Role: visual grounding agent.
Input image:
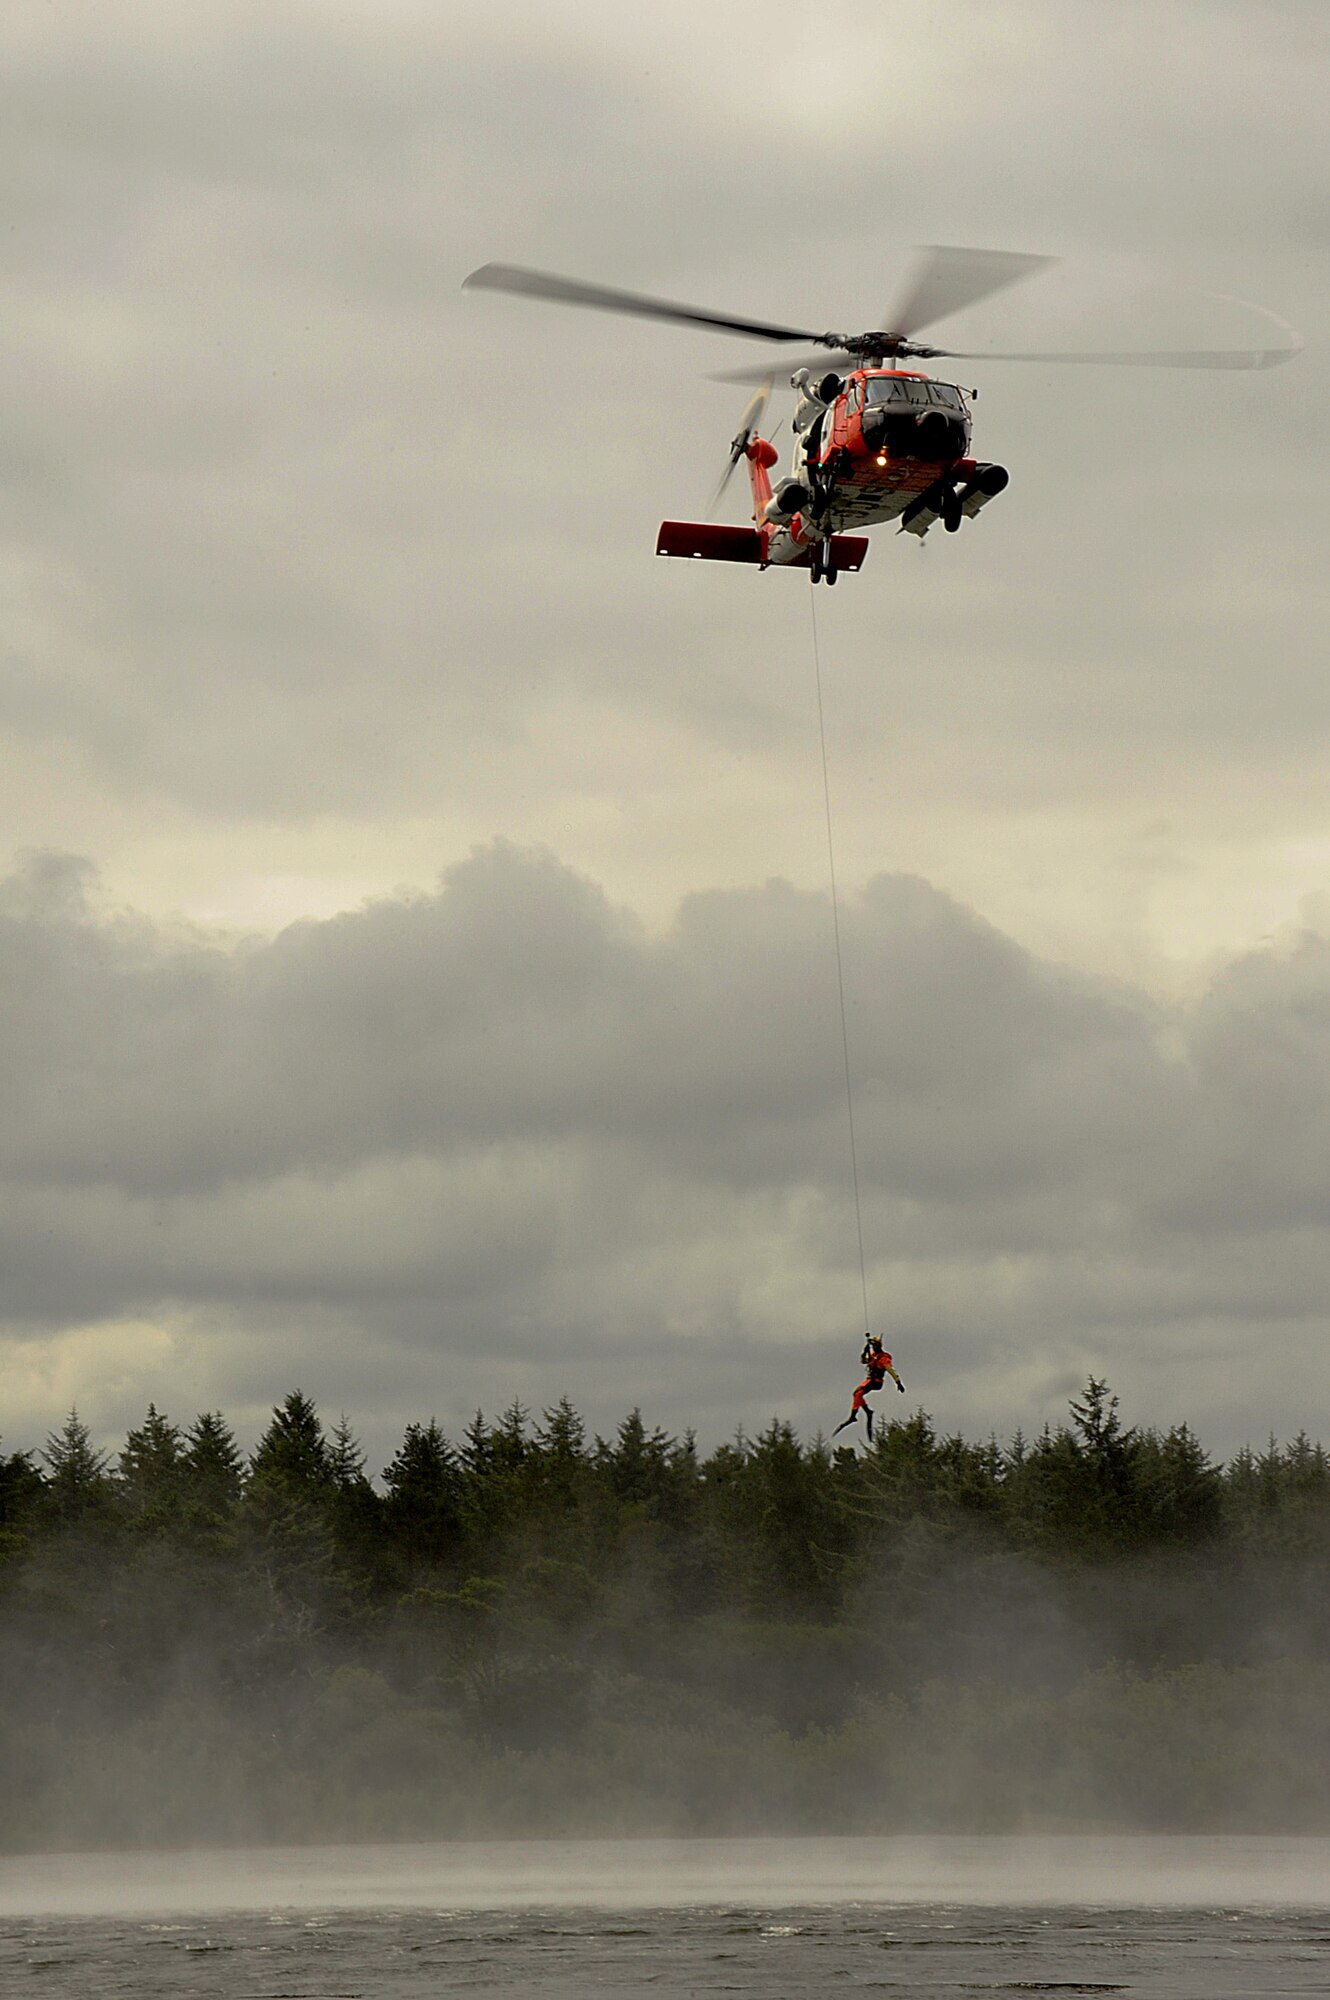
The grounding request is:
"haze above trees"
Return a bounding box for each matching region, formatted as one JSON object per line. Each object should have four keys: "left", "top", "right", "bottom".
{"left": 3, "top": 1381, "right": 1329, "bottom": 1850}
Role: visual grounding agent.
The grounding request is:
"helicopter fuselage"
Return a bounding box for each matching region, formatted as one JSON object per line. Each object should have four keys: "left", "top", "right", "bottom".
{"left": 800, "top": 368, "right": 971, "bottom": 528}
{"left": 747, "top": 367, "right": 1008, "bottom": 575}
{"left": 656, "top": 365, "right": 1009, "bottom": 578}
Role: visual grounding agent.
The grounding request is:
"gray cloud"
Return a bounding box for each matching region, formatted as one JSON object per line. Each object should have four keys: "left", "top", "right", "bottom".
{"left": 0, "top": 844, "right": 1162, "bottom": 1199}
{"left": 1, "top": 843, "right": 1328, "bottom": 1467}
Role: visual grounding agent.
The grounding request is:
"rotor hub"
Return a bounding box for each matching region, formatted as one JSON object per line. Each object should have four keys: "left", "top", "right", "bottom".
{"left": 823, "top": 331, "right": 943, "bottom": 364}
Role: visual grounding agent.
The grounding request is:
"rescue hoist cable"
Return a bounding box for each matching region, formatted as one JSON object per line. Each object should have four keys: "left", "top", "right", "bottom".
{"left": 808, "top": 583, "right": 871, "bottom": 1334}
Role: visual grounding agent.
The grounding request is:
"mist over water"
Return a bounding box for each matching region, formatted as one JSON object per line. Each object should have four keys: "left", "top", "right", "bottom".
{"left": 4, "top": 1834, "right": 1330, "bottom": 1920}
{"left": 6, "top": 1389, "right": 1330, "bottom": 1853}
{"left": 8, "top": 1553, "right": 1330, "bottom": 1850}
{"left": 4, "top": 1839, "right": 1330, "bottom": 1999}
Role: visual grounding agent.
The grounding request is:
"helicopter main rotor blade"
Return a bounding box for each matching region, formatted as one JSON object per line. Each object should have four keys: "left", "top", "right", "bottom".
{"left": 712, "top": 335, "right": 1303, "bottom": 380}
{"left": 932, "top": 344, "right": 1300, "bottom": 369}
{"left": 710, "top": 354, "right": 858, "bottom": 385}
{"left": 887, "top": 246, "right": 1057, "bottom": 339}
{"left": 463, "top": 263, "right": 823, "bottom": 344}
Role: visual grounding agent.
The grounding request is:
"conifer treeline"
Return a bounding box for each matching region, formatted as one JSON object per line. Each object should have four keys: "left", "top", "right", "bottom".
{"left": 7, "top": 1377, "right": 1329, "bottom": 1571}
{"left": 3, "top": 1380, "right": 1330, "bottom": 1847}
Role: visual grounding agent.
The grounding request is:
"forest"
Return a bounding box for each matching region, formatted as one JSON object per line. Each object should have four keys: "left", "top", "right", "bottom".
{"left": 3, "top": 1379, "right": 1330, "bottom": 1850}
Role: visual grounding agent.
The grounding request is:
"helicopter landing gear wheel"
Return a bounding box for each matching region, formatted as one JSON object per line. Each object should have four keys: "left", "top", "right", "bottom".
{"left": 825, "top": 555, "right": 838, "bottom": 585}
{"left": 942, "top": 490, "right": 963, "bottom": 533}
{"left": 810, "top": 543, "right": 824, "bottom": 584}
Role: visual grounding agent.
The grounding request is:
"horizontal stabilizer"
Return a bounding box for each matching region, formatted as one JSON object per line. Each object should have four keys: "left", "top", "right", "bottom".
{"left": 657, "top": 522, "right": 765, "bottom": 563}
{"left": 657, "top": 524, "right": 870, "bottom": 571}
{"left": 789, "top": 535, "right": 869, "bottom": 572}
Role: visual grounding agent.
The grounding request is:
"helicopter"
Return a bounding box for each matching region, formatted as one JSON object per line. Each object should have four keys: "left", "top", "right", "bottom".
{"left": 463, "top": 247, "right": 1298, "bottom": 584}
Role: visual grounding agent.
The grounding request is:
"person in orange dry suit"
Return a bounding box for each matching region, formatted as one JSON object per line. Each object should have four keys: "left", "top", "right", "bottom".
{"left": 832, "top": 1335, "right": 905, "bottom": 1442}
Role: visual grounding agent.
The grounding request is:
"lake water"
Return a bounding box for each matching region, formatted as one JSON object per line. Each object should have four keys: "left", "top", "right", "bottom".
{"left": 2, "top": 1836, "right": 1327, "bottom": 1996}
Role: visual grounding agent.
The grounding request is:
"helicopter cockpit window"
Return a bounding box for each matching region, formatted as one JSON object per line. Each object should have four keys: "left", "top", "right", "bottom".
{"left": 865, "top": 376, "right": 932, "bottom": 405}
{"left": 927, "top": 382, "right": 964, "bottom": 410}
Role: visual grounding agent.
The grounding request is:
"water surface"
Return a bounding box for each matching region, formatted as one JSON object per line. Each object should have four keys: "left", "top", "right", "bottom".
{"left": 2, "top": 1837, "right": 1327, "bottom": 1997}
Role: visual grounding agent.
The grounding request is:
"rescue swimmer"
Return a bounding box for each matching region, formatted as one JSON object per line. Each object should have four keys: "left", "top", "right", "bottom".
{"left": 832, "top": 1335, "right": 905, "bottom": 1443}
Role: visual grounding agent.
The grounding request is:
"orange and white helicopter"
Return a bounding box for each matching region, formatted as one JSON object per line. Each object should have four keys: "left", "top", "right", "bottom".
{"left": 464, "top": 247, "right": 1297, "bottom": 584}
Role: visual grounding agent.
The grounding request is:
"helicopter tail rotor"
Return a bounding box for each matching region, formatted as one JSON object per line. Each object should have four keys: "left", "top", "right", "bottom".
{"left": 712, "top": 375, "right": 774, "bottom": 513}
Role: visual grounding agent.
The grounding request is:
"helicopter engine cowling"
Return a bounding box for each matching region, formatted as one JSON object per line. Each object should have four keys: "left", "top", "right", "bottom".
{"left": 792, "top": 366, "right": 840, "bottom": 436}
{"left": 763, "top": 477, "right": 810, "bottom": 522}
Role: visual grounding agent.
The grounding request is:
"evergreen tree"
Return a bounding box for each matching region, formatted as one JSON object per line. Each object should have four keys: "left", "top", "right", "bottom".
{"left": 328, "top": 1415, "right": 369, "bottom": 1491}
{"left": 1069, "top": 1376, "right": 1133, "bottom": 1459}
{"left": 933, "top": 1430, "right": 1005, "bottom": 1516}
{"left": 235, "top": 1476, "right": 344, "bottom": 1647}
{"left": 861, "top": 1410, "right": 949, "bottom": 1521}
{"left": 534, "top": 1396, "right": 586, "bottom": 1469}
{"left": 458, "top": 1404, "right": 531, "bottom": 1552}
{"left": 460, "top": 1410, "right": 495, "bottom": 1480}
{"left": 240, "top": 1394, "right": 356, "bottom": 1637}
{"left": 491, "top": 1401, "right": 529, "bottom": 1472}
{"left": 1137, "top": 1422, "right": 1223, "bottom": 1545}
{"left": 0, "top": 1438, "right": 42, "bottom": 1545}
{"left": 744, "top": 1417, "right": 847, "bottom": 1615}
{"left": 41, "top": 1409, "right": 111, "bottom": 1522}
{"left": 325, "top": 1414, "right": 383, "bottom": 1578}
{"left": 181, "top": 1411, "right": 244, "bottom": 1514}
{"left": 529, "top": 1398, "right": 597, "bottom": 1517}
{"left": 1252, "top": 1433, "right": 1330, "bottom": 1553}
{"left": 1254, "top": 1434, "right": 1287, "bottom": 1512}
{"left": 1064, "top": 1376, "right": 1144, "bottom": 1552}
{"left": 250, "top": 1390, "right": 333, "bottom": 1494}
{"left": 1224, "top": 1442, "right": 1259, "bottom": 1525}
{"left": 118, "top": 1404, "right": 184, "bottom": 1520}
{"left": 602, "top": 1408, "right": 676, "bottom": 1514}
{"left": 383, "top": 1419, "right": 462, "bottom": 1571}
{"left": 1282, "top": 1431, "right": 1330, "bottom": 1506}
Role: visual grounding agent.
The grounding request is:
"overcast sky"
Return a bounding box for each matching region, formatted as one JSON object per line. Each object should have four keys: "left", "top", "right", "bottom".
{"left": 3, "top": 1, "right": 1328, "bottom": 1470}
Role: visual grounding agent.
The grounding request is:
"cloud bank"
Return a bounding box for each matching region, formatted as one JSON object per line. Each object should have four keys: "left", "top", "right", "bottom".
{"left": 3, "top": 842, "right": 1328, "bottom": 1466}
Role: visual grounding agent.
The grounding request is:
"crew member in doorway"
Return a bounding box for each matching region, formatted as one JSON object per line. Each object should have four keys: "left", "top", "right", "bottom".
{"left": 832, "top": 1335, "right": 905, "bottom": 1442}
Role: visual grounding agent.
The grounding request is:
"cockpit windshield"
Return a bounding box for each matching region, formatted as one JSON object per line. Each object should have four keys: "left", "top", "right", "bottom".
{"left": 864, "top": 376, "right": 964, "bottom": 410}
{"left": 865, "top": 376, "right": 922, "bottom": 405}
